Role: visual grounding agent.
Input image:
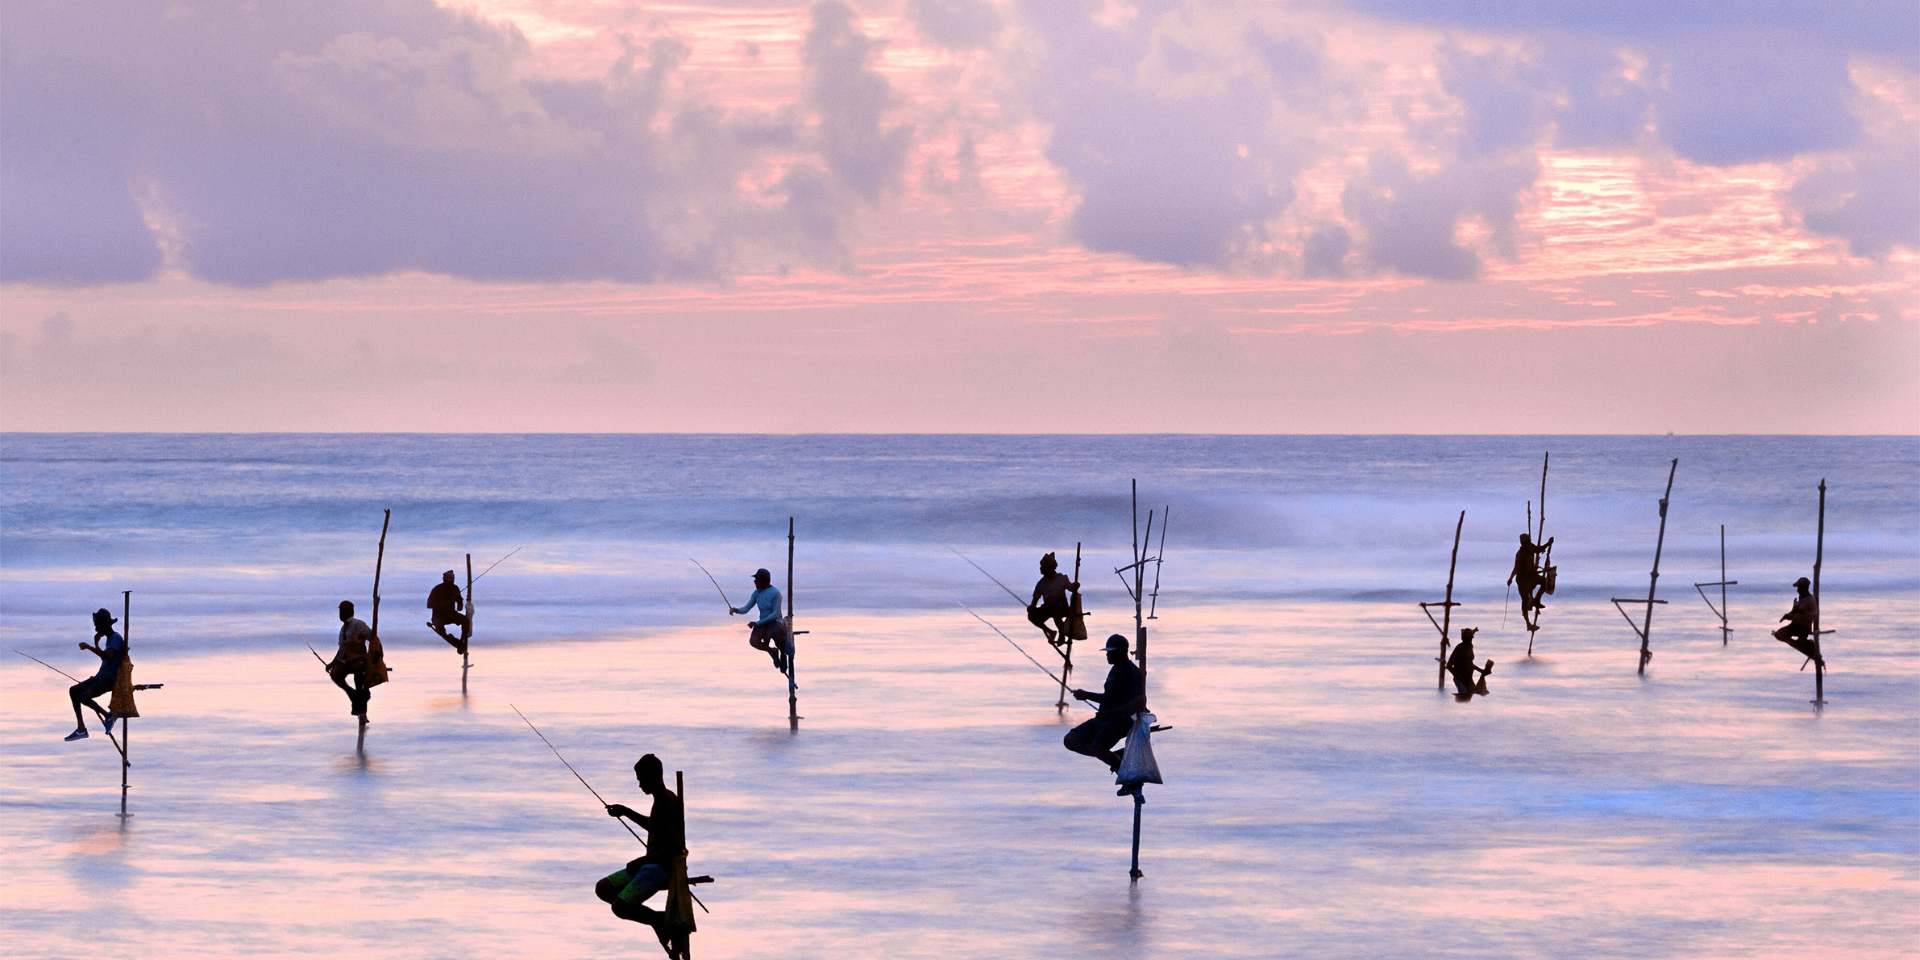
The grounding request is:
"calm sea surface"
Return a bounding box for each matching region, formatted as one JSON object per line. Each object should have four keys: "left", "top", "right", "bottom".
{"left": 1, "top": 434, "right": 1916, "bottom": 958}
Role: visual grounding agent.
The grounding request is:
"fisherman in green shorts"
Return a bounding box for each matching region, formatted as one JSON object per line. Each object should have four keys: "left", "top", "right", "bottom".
{"left": 598, "top": 753, "right": 687, "bottom": 954}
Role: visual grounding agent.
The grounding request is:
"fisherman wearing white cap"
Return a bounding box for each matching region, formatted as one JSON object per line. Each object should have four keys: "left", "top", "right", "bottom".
{"left": 730, "top": 568, "right": 788, "bottom": 674}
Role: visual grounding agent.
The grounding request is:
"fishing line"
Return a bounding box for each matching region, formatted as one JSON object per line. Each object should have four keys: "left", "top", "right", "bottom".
{"left": 946, "top": 546, "right": 1029, "bottom": 609}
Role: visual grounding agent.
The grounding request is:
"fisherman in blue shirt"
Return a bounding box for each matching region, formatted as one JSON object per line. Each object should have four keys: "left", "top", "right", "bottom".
{"left": 65, "top": 607, "right": 126, "bottom": 742}
{"left": 729, "top": 568, "right": 788, "bottom": 674}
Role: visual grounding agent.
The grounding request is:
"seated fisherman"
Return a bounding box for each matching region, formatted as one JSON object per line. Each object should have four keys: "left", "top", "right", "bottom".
{"left": 730, "top": 568, "right": 788, "bottom": 674}
{"left": 599, "top": 753, "right": 691, "bottom": 958}
{"left": 64, "top": 607, "right": 126, "bottom": 742}
{"left": 426, "top": 570, "right": 469, "bottom": 654}
{"left": 329, "top": 600, "right": 374, "bottom": 717}
{"left": 1066, "top": 634, "right": 1148, "bottom": 796}
{"left": 1772, "top": 576, "right": 1823, "bottom": 666}
{"left": 1027, "top": 552, "right": 1080, "bottom": 648}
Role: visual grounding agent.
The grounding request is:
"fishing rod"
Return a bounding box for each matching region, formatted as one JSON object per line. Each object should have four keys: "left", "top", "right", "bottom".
{"left": 469, "top": 546, "right": 524, "bottom": 587}
{"left": 306, "top": 642, "right": 332, "bottom": 669}
{"left": 14, "top": 649, "right": 82, "bottom": 683}
{"left": 947, "top": 546, "right": 1030, "bottom": 609}
{"left": 689, "top": 558, "right": 736, "bottom": 611}
{"left": 960, "top": 604, "right": 1087, "bottom": 709}
{"left": 510, "top": 704, "right": 645, "bottom": 846}
{"left": 510, "top": 705, "right": 711, "bottom": 913}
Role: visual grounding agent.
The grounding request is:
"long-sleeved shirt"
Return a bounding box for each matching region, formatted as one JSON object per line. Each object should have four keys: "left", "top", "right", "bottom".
{"left": 734, "top": 586, "right": 782, "bottom": 625}
{"left": 427, "top": 582, "right": 464, "bottom": 617}
{"left": 1087, "top": 658, "right": 1146, "bottom": 722}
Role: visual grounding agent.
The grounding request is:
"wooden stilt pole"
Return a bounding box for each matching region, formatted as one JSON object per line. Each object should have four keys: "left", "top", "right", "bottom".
{"left": 1812, "top": 480, "right": 1827, "bottom": 709}
{"left": 463, "top": 552, "right": 473, "bottom": 696}
{"left": 361, "top": 509, "right": 390, "bottom": 748}
{"left": 1612, "top": 460, "right": 1676, "bottom": 676}
{"left": 1057, "top": 543, "right": 1080, "bottom": 712}
{"left": 787, "top": 517, "right": 798, "bottom": 732}
{"left": 119, "top": 589, "right": 131, "bottom": 819}
{"left": 1693, "top": 526, "right": 1737, "bottom": 646}
{"left": 1420, "top": 512, "right": 1465, "bottom": 690}
{"left": 1530, "top": 452, "right": 1551, "bottom": 653}
{"left": 1128, "top": 792, "right": 1144, "bottom": 881}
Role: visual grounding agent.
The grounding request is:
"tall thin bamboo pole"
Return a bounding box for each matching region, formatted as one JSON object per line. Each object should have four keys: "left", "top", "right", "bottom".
{"left": 119, "top": 590, "right": 131, "bottom": 818}
{"left": 786, "top": 517, "right": 798, "bottom": 731}
{"left": 1128, "top": 480, "right": 1150, "bottom": 882}
{"left": 1057, "top": 543, "right": 1080, "bottom": 711}
{"left": 463, "top": 552, "right": 473, "bottom": 694}
{"left": 1438, "top": 511, "right": 1464, "bottom": 689}
{"left": 1813, "top": 480, "right": 1826, "bottom": 707}
{"left": 1638, "top": 460, "right": 1677, "bottom": 675}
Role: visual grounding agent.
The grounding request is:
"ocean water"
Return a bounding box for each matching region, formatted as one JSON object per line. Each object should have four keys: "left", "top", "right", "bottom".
{"left": 2, "top": 434, "right": 1915, "bottom": 651}
{"left": 1, "top": 434, "right": 1917, "bottom": 958}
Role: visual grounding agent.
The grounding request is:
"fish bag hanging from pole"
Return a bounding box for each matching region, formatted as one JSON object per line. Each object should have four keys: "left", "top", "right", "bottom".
{"left": 1116, "top": 711, "right": 1163, "bottom": 786}
{"left": 108, "top": 653, "right": 140, "bottom": 718}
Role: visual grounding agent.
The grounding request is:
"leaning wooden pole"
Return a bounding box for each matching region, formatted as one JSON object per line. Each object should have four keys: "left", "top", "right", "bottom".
{"left": 786, "top": 517, "right": 798, "bottom": 732}
{"left": 462, "top": 552, "right": 473, "bottom": 695}
{"left": 119, "top": 589, "right": 132, "bottom": 818}
{"left": 1812, "top": 479, "right": 1827, "bottom": 708}
{"left": 1638, "top": 459, "right": 1678, "bottom": 675}
{"left": 1056, "top": 543, "right": 1081, "bottom": 711}
{"left": 1432, "top": 512, "right": 1464, "bottom": 689}
{"left": 362, "top": 509, "right": 391, "bottom": 750}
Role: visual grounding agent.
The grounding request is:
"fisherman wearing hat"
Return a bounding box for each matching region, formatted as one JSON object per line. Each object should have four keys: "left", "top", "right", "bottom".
{"left": 1445, "top": 626, "right": 1490, "bottom": 699}
{"left": 64, "top": 607, "right": 127, "bottom": 742}
{"left": 1773, "top": 576, "right": 1823, "bottom": 665}
{"left": 426, "top": 569, "right": 469, "bottom": 655}
{"left": 328, "top": 600, "right": 375, "bottom": 717}
{"left": 1026, "top": 551, "right": 1081, "bottom": 650}
{"left": 730, "top": 568, "right": 788, "bottom": 674}
{"left": 1066, "top": 634, "right": 1147, "bottom": 794}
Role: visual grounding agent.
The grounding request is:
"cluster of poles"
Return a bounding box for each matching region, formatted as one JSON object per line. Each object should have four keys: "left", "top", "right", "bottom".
{"left": 1420, "top": 453, "right": 1834, "bottom": 708}
{"left": 18, "top": 480, "right": 1172, "bottom": 959}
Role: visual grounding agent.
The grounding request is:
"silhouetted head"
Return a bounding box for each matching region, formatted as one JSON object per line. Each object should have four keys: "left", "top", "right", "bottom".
{"left": 1040, "top": 552, "right": 1058, "bottom": 574}
{"left": 1459, "top": 627, "right": 1477, "bottom": 645}
{"left": 1104, "top": 633, "right": 1129, "bottom": 665}
{"left": 1519, "top": 533, "right": 1533, "bottom": 546}
{"left": 753, "top": 568, "right": 772, "bottom": 588}
{"left": 91, "top": 608, "right": 117, "bottom": 633}
{"left": 338, "top": 600, "right": 355, "bottom": 623}
{"left": 442, "top": 570, "right": 457, "bottom": 584}
{"left": 1794, "top": 576, "right": 1811, "bottom": 593}
{"left": 633, "top": 753, "right": 665, "bottom": 794}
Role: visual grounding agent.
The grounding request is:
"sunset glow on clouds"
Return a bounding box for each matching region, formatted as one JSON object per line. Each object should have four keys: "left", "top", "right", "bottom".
{"left": 2, "top": 0, "right": 1915, "bottom": 432}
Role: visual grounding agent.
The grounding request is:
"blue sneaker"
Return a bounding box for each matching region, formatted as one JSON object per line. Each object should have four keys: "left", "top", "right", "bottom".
{"left": 64, "top": 728, "right": 88, "bottom": 742}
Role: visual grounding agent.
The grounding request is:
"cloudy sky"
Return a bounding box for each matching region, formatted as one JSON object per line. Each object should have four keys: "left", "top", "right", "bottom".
{"left": 2, "top": 0, "right": 1915, "bottom": 432}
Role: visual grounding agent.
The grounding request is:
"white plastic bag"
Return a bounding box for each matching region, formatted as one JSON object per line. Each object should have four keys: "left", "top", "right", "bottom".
{"left": 1116, "top": 711, "right": 1163, "bottom": 785}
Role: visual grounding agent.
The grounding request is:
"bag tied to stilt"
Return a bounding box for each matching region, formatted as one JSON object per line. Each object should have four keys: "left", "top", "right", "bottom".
{"left": 1116, "top": 711, "right": 1162, "bottom": 786}
{"left": 667, "top": 854, "right": 697, "bottom": 934}
{"left": 364, "top": 633, "right": 391, "bottom": 687}
{"left": 108, "top": 655, "right": 140, "bottom": 718}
